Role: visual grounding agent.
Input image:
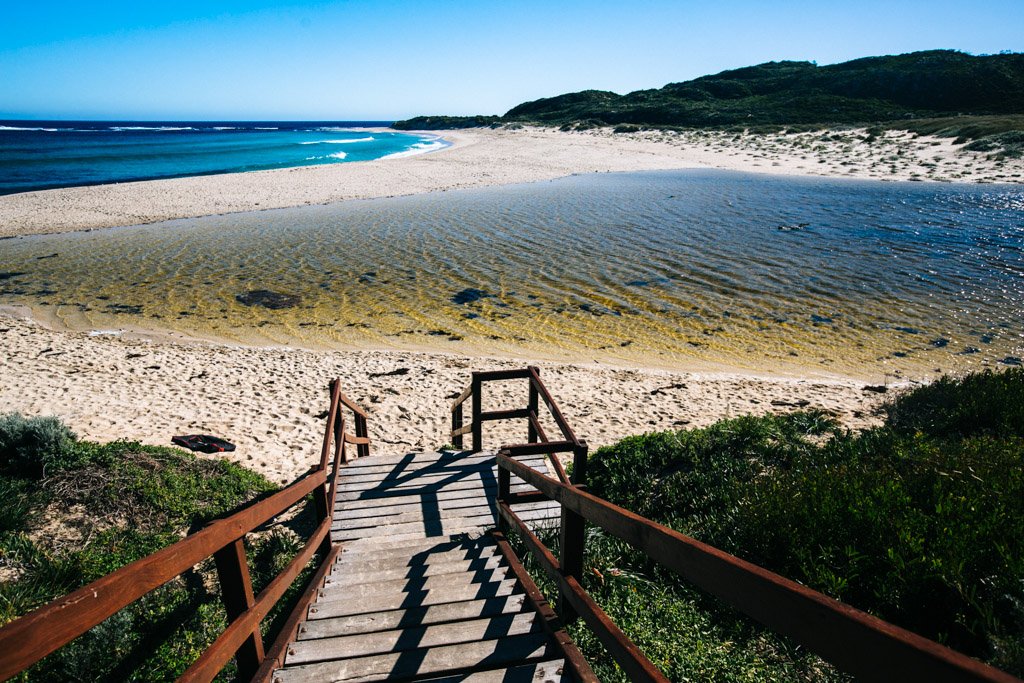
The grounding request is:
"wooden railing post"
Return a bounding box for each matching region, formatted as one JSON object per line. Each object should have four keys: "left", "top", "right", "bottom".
{"left": 452, "top": 402, "right": 464, "bottom": 449}
{"left": 213, "top": 539, "right": 264, "bottom": 680}
{"left": 355, "top": 415, "right": 370, "bottom": 459}
{"left": 471, "top": 372, "right": 483, "bottom": 452}
{"left": 527, "top": 367, "right": 539, "bottom": 444}
{"left": 571, "top": 440, "right": 588, "bottom": 486}
{"left": 559, "top": 504, "right": 586, "bottom": 624}
{"left": 498, "top": 453, "right": 511, "bottom": 536}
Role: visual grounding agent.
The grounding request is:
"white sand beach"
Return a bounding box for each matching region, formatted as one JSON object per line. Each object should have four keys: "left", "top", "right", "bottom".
{"left": 0, "top": 310, "right": 889, "bottom": 483}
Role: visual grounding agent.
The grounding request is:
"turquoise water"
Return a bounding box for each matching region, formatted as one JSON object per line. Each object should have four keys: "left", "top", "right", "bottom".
{"left": 0, "top": 120, "right": 442, "bottom": 194}
{"left": 1, "top": 170, "right": 1022, "bottom": 377}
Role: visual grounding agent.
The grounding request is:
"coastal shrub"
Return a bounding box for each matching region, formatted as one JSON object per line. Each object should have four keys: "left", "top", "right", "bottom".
{"left": 577, "top": 369, "right": 1024, "bottom": 676}
{"left": 883, "top": 368, "right": 1024, "bottom": 438}
{"left": 0, "top": 435, "right": 306, "bottom": 681}
{"left": 0, "top": 413, "right": 77, "bottom": 475}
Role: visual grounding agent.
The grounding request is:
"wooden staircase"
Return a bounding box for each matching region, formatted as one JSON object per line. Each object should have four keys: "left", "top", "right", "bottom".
{"left": 271, "top": 449, "right": 579, "bottom": 682}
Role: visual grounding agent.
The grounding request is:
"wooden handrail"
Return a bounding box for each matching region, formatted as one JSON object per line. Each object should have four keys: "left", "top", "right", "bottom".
{"left": 449, "top": 367, "right": 585, "bottom": 487}
{"left": 526, "top": 366, "right": 579, "bottom": 445}
{"left": 498, "top": 502, "right": 666, "bottom": 683}
{"left": 497, "top": 451, "right": 1020, "bottom": 683}
{"left": 0, "top": 378, "right": 370, "bottom": 683}
{"left": 0, "top": 467, "right": 327, "bottom": 679}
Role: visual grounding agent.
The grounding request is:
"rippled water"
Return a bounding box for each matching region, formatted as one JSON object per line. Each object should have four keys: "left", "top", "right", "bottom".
{"left": 2, "top": 170, "right": 1022, "bottom": 378}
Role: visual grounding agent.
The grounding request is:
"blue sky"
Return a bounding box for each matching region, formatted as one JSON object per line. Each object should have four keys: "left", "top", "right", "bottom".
{"left": 2, "top": 0, "right": 1022, "bottom": 121}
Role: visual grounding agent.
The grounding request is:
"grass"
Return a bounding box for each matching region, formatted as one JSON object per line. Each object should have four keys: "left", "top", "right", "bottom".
{"left": 511, "top": 369, "right": 1024, "bottom": 680}
{"left": 0, "top": 416, "right": 316, "bottom": 681}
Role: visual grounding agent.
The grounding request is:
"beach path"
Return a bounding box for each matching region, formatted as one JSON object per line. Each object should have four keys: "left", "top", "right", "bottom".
{"left": 272, "top": 448, "right": 575, "bottom": 682}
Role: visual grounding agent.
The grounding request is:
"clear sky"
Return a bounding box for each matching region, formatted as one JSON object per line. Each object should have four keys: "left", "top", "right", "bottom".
{"left": 2, "top": 0, "right": 1022, "bottom": 121}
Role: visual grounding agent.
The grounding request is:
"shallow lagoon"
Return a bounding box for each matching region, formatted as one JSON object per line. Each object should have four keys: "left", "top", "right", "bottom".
{"left": 2, "top": 170, "right": 1022, "bottom": 378}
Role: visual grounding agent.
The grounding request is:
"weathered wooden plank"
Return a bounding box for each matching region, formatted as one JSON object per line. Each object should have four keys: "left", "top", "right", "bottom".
{"left": 286, "top": 612, "right": 540, "bottom": 665}
{"left": 337, "top": 451, "right": 542, "bottom": 473}
{"left": 308, "top": 579, "right": 520, "bottom": 618}
{"left": 337, "top": 544, "right": 497, "bottom": 571}
{"left": 335, "top": 479, "right": 539, "bottom": 502}
{"left": 338, "top": 534, "right": 494, "bottom": 559}
{"left": 335, "top": 500, "right": 557, "bottom": 526}
{"left": 335, "top": 470, "right": 539, "bottom": 494}
{"left": 334, "top": 495, "right": 495, "bottom": 518}
{"left": 332, "top": 525, "right": 498, "bottom": 546}
{"left": 298, "top": 595, "right": 527, "bottom": 638}
{"left": 332, "top": 506, "right": 557, "bottom": 539}
{"left": 274, "top": 632, "right": 550, "bottom": 683}
{"left": 422, "top": 659, "right": 569, "bottom": 682}
{"left": 325, "top": 554, "right": 505, "bottom": 588}
{"left": 319, "top": 567, "right": 510, "bottom": 602}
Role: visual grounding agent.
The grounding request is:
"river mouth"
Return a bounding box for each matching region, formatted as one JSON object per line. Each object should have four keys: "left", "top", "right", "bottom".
{"left": 1, "top": 170, "right": 1021, "bottom": 380}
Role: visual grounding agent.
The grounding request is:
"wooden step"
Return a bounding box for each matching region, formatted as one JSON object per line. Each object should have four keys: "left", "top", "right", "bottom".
{"left": 335, "top": 501, "right": 561, "bottom": 528}
{"left": 286, "top": 612, "right": 541, "bottom": 665}
{"left": 422, "top": 659, "right": 569, "bottom": 682}
{"left": 336, "top": 455, "right": 547, "bottom": 483}
{"left": 325, "top": 554, "right": 505, "bottom": 587}
{"left": 273, "top": 632, "right": 551, "bottom": 682}
{"left": 337, "top": 543, "right": 497, "bottom": 571}
{"left": 309, "top": 579, "right": 520, "bottom": 619}
{"left": 298, "top": 595, "right": 527, "bottom": 638}
{"left": 319, "top": 567, "right": 510, "bottom": 603}
{"left": 338, "top": 534, "right": 494, "bottom": 559}
{"left": 336, "top": 482, "right": 540, "bottom": 506}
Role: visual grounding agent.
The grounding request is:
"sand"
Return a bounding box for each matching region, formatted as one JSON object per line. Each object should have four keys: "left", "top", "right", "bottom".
{"left": 1, "top": 125, "right": 1000, "bottom": 483}
{"left": 0, "top": 310, "right": 890, "bottom": 483}
{"left": 1, "top": 125, "right": 1020, "bottom": 238}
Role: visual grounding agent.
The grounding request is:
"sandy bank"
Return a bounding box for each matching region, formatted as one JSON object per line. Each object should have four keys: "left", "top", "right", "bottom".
{"left": 0, "top": 311, "right": 889, "bottom": 484}
{"left": 1, "top": 126, "right": 1019, "bottom": 238}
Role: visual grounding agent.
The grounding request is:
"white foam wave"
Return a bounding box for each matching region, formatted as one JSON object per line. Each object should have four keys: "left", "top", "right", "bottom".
{"left": 211, "top": 126, "right": 237, "bottom": 130}
{"left": 298, "top": 137, "right": 374, "bottom": 145}
{"left": 109, "top": 126, "right": 194, "bottom": 131}
{"left": 255, "top": 127, "right": 278, "bottom": 130}
{"left": 327, "top": 151, "right": 348, "bottom": 159}
{"left": 0, "top": 125, "right": 59, "bottom": 132}
{"left": 379, "top": 140, "right": 447, "bottom": 160}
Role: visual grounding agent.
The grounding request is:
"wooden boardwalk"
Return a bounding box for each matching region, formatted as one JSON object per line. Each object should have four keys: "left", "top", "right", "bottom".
{"left": 271, "top": 449, "right": 570, "bottom": 682}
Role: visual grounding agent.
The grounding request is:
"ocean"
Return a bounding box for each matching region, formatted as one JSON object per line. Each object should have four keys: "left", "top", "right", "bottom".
{"left": 0, "top": 121, "right": 442, "bottom": 195}
{"left": 2, "top": 169, "right": 1022, "bottom": 378}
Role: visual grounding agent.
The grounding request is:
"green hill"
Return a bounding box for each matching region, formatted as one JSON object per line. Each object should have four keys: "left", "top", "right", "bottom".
{"left": 394, "top": 50, "right": 1024, "bottom": 131}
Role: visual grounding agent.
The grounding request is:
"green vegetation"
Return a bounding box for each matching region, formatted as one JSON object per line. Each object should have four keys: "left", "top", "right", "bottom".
{"left": 515, "top": 369, "right": 1024, "bottom": 680}
{"left": 394, "top": 50, "right": 1024, "bottom": 144}
{"left": 392, "top": 114, "right": 501, "bottom": 130}
{"left": 0, "top": 414, "right": 311, "bottom": 681}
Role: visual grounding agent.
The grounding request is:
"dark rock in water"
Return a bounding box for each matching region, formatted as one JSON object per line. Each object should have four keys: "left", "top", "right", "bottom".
{"left": 235, "top": 290, "right": 301, "bottom": 309}
{"left": 893, "top": 351, "right": 909, "bottom": 358}
{"left": 958, "top": 346, "right": 981, "bottom": 355}
{"left": 1000, "top": 356, "right": 1023, "bottom": 366}
{"left": 463, "top": 312, "right": 480, "bottom": 319}
{"left": 36, "top": 253, "right": 58, "bottom": 260}
{"left": 427, "top": 329, "right": 450, "bottom": 336}
{"left": 980, "top": 334, "right": 994, "bottom": 344}
{"left": 106, "top": 303, "right": 144, "bottom": 315}
{"left": 810, "top": 314, "right": 833, "bottom": 324}
{"left": 893, "top": 326, "right": 920, "bottom": 335}
{"left": 0, "top": 272, "right": 26, "bottom": 281}
{"left": 931, "top": 337, "right": 950, "bottom": 348}
{"left": 451, "top": 288, "right": 493, "bottom": 305}
{"left": 862, "top": 385, "right": 888, "bottom": 393}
